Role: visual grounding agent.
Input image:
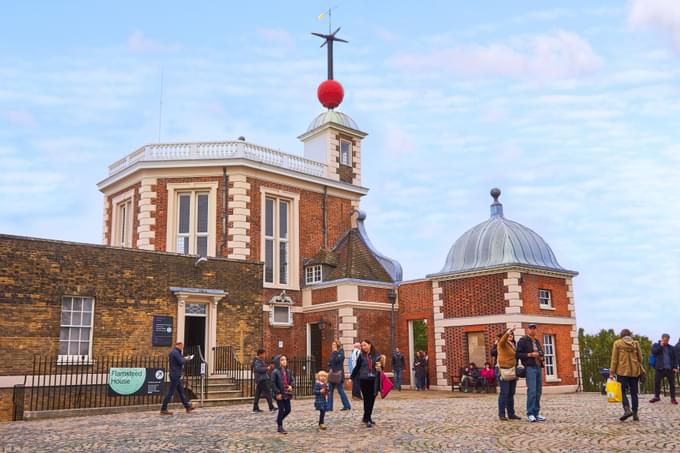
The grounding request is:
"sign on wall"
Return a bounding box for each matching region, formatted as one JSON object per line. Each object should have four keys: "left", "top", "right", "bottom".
{"left": 108, "top": 368, "right": 165, "bottom": 396}
{"left": 152, "top": 316, "right": 173, "bottom": 347}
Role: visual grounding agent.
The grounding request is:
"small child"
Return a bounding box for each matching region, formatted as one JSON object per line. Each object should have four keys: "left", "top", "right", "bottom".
{"left": 314, "top": 370, "right": 329, "bottom": 430}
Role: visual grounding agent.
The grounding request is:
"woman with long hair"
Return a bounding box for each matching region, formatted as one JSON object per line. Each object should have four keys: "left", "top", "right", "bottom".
{"left": 327, "top": 339, "right": 351, "bottom": 411}
{"left": 349, "top": 339, "right": 382, "bottom": 427}
{"left": 496, "top": 328, "right": 520, "bottom": 420}
{"left": 271, "top": 354, "right": 295, "bottom": 434}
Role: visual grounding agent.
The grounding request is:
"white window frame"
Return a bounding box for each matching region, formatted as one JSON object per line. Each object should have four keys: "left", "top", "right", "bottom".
{"left": 260, "top": 188, "right": 300, "bottom": 290}
{"left": 305, "top": 265, "right": 323, "bottom": 285}
{"left": 58, "top": 296, "right": 95, "bottom": 362}
{"left": 543, "top": 334, "right": 558, "bottom": 380}
{"left": 175, "top": 191, "right": 210, "bottom": 256}
{"left": 538, "top": 289, "right": 553, "bottom": 309}
{"left": 165, "top": 182, "right": 217, "bottom": 257}
{"left": 110, "top": 189, "right": 134, "bottom": 247}
{"left": 269, "top": 304, "right": 293, "bottom": 327}
{"left": 340, "top": 140, "right": 351, "bottom": 166}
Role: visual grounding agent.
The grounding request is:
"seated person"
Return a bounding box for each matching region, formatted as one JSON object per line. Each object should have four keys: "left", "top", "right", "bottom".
{"left": 480, "top": 362, "right": 496, "bottom": 392}
{"left": 461, "top": 362, "right": 481, "bottom": 392}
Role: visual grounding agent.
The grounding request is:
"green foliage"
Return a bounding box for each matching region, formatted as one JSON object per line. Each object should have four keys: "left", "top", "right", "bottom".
{"left": 578, "top": 328, "right": 653, "bottom": 393}
{"left": 412, "top": 319, "right": 428, "bottom": 354}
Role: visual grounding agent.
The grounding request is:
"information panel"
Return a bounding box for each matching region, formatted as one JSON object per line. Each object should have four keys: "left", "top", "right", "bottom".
{"left": 108, "top": 368, "right": 165, "bottom": 396}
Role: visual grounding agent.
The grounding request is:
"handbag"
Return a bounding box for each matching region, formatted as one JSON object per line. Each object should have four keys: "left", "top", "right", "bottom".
{"left": 500, "top": 366, "right": 517, "bottom": 381}
{"left": 606, "top": 378, "right": 622, "bottom": 403}
{"left": 516, "top": 364, "right": 526, "bottom": 379}
{"left": 328, "top": 369, "right": 343, "bottom": 385}
{"left": 379, "top": 372, "right": 393, "bottom": 399}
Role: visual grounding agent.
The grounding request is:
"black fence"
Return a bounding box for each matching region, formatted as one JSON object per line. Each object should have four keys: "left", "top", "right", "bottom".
{"left": 578, "top": 355, "right": 679, "bottom": 395}
{"left": 213, "top": 346, "right": 315, "bottom": 397}
{"left": 20, "top": 354, "right": 168, "bottom": 417}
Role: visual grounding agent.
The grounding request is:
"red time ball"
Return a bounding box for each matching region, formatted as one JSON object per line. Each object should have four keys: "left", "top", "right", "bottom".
{"left": 317, "top": 80, "right": 344, "bottom": 109}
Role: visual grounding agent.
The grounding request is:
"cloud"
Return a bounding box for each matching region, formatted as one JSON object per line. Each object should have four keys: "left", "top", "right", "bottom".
{"left": 127, "top": 31, "right": 182, "bottom": 53}
{"left": 390, "top": 31, "right": 602, "bottom": 80}
{"left": 629, "top": 0, "right": 680, "bottom": 52}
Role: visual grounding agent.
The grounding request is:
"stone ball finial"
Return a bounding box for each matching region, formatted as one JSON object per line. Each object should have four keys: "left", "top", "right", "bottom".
{"left": 490, "top": 188, "right": 501, "bottom": 202}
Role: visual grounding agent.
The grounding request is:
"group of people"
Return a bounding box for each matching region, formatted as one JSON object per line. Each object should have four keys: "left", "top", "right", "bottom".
{"left": 490, "top": 323, "right": 547, "bottom": 422}
{"left": 609, "top": 330, "right": 678, "bottom": 421}
{"left": 412, "top": 350, "right": 429, "bottom": 390}
{"left": 460, "top": 362, "right": 495, "bottom": 393}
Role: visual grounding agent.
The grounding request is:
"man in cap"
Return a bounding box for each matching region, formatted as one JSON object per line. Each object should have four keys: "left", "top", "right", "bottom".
{"left": 160, "top": 341, "right": 195, "bottom": 415}
{"left": 649, "top": 333, "right": 678, "bottom": 404}
{"left": 516, "top": 324, "right": 545, "bottom": 422}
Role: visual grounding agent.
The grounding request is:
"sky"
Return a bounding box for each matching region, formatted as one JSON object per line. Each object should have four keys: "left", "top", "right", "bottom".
{"left": 1, "top": 1, "right": 679, "bottom": 339}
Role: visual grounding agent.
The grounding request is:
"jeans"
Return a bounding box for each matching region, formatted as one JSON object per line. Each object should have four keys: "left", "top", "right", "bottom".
{"left": 276, "top": 398, "right": 291, "bottom": 427}
{"left": 327, "top": 382, "right": 351, "bottom": 410}
{"left": 619, "top": 376, "right": 639, "bottom": 411}
{"left": 654, "top": 369, "right": 676, "bottom": 399}
{"left": 360, "top": 378, "right": 377, "bottom": 422}
{"left": 525, "top": 366, "right": 542, "bottom": 417}
{"left": 318, "top": 409, "right": 326, "bottom": 424}
{"left": 161, "top": 377, "right": 190, "bottom": 411}
{"left": 393, "top": 369, "right": 403, "bottom": 389}
{"left": 253, "top": 380, "right": 275, "bottom": 410}
{"left": 416, "top": 375, "right": 426, "bottom": 390}
{"left": 498, "top": 378, "right": 517, "bottom": 417}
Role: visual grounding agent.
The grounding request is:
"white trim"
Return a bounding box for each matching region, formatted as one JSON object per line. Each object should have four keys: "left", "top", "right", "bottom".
{"left": 260, "top": 187, "right": 300, "bottom": 291}
{"left": 165, "top": 182, "right": 218, "bottom": 257}
{"left": 438, "top": 314, "right": 576, "bottom": 327}
{"left": 58, "top": 296, "right": 95, "bottom": 360}
{"left": 299, "top": 300, "right": 398, "bottom": 313}
{"left": 430, "top": 265, "right": 577, "bottom": 281}
{"left": 543, "top": 334, "right": 558, "bottom": 379}
{"left": 110, "top": 189, "right": 134, "bottom": 247}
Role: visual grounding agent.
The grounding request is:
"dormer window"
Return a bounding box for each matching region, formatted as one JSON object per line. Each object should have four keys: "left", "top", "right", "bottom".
{"left": 340, "top": 140, "right": 351, "bottom": 166}
{"left": 305, "top": 265, "right": 323, "bottom": 285}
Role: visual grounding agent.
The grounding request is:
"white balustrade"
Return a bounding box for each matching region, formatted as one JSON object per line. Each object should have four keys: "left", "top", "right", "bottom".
{"left": 107, "top": 141, "right": 327, "bottom": 178}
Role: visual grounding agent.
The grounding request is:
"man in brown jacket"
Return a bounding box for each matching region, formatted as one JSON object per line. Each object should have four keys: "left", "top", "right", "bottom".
{"left": 609, "top": 329, "right": 644, "bottom": 421}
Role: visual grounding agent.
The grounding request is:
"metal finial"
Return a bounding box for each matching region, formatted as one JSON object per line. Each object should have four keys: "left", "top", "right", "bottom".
{"left": 311, "top": 27, "right": 348, "bottom": 80}
{"left": 490, "top": 188, "right": 503, "bottom": 218}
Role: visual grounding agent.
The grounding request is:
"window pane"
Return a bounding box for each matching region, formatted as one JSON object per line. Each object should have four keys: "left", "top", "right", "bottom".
{"left": 71, "top": 312, "right": 82, "bottom": 326}
{"left": 82, "top": 313, "right": 91, "bottom": 326}
{"left": 265, "top": 239, "right": 274, "bottom": 283}
{"left": 80, "top": 328, "right": 90, "bottom": 341}
{"left": 197, "top": 193, "right": 209, "bottom": 233}
{"left": 119, "top": 204, "right": 127, "bottom": 244}
{"left": 69, "top": 341, "right": 79, "bottom": 356}
{"left": 61, "top": 310, "right": 71, "bottom": 325}
{"left": 59, "top": 341, "right": 69, "bottom": 355}
{"left": 274, "top": 307, "right": 288, "bottom": 323}
{"left": 178, "top": 194, "right": 191, "bottom": 234}
{"left": 79, "top": 342, "right": 89, "bottom": 355}
{"left": 177, "top": 236, "right": 189, "bottom": 254}
{"left": 279, "top": 201, "right": 288, "bottom": 239}
{"left": 60, "top": 328, "right": 69, "bottom": 341}
{"left": 341, "top": 142, "right": 350, "bottom": 165}
{"left": 197, "top": 236, "right": 208, "bottom": 257}
{"left": 62, "top": 297, "right": 72, "bottom": 311}
{"left": 83, "top": 298, "right": 93, "bottom": 311}
{"left": 69, "top": 328, "right": 79, "bottom": 341}
{"left": 279, "top": 241, "right": 288, "bottom": 285}
{"left": 265, "top": 198, "right": 274, "bottom": 237}
{"left": 72, "top": 298, "right": 82, "bottom": 312}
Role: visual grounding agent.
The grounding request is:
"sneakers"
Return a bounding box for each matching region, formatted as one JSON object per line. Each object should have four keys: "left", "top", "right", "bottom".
{"left": 619, "top": 408, "right": 633, "bottom": 421}
{"left": 649, "top": 397, "right": 660, "bottom": 403}
{"left": 536, "top": 415, "right": 546, "bottom": 422}
{"left": 672, "top": 399, "right": 678, "bottom": 405}
{"left": 528, "top": 415, "right": 537, "bottom": 422}
{"left": 160, "top": 410, "right": 173, "bottom": 416}
{"left": 318, "top": 423, "right": 327, "bottom": 430}
{"left": 340, "top": 407, "right": 351, "bottom": 411}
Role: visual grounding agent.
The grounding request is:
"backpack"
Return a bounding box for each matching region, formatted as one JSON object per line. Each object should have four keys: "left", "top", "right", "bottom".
{"left": 649, "top": 346, "right": 656, "bottom": 368}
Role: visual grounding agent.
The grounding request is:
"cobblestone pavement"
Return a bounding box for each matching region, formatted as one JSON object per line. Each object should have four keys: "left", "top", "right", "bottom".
{"left": 2, "top": 392, "right": 679, "bottom": 452}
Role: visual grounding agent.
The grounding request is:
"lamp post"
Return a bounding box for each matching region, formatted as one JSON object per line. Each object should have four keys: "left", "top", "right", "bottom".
{"left": 388, "top": 289, "right": 397, "bottom": 354}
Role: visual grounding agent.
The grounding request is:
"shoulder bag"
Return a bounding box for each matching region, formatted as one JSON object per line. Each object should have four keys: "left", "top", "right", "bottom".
{"left": 328, "top": 369, "right": 343, "bottom": 385}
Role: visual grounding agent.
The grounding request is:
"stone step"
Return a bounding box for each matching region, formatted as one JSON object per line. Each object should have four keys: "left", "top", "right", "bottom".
{"left": 206, "top": 389, "right": 243, "bottom": 398}
{"left": 197, "top": 397, "right": 253, "bottom": 408}
{"left": 206, "top": 383, "right": 240, "bottom": 391}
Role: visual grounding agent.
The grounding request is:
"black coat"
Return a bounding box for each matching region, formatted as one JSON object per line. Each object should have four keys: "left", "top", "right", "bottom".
{"left": 252, "top": 356, "right": 270, "bottom": 383}
{"left": 168, "top": 347, "right": 186, "bottom": 380}
{"left": 651, "top": 342, "right": 678, "bottom": 370}
{"left": 392, "top": 352, "right": 405, "bottom": 371}
{"left": 516, "top": 335, "right": 544, "bottom": 368}
{"left": 271, "top": 367, "right": 295, "bottom": 400}
{"left": 350, "top": 351, "right": 381, "bottom": 396}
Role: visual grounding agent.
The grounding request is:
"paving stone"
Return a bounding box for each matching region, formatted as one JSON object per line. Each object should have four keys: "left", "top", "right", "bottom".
{"left": 1, "top": 392, "right": 678, "bottom": 452}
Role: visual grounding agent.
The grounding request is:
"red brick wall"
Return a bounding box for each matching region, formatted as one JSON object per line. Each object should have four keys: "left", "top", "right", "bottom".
{"left": 247, "top": 177, "right": 353, "bottom": 283}
{"left": 521, "top": 274, "right": 570, "bottom": 317}
{"left": 358, "top": 286, "right": 390, "bottom": 303}
{"left": 443, "top": 323, "right": 506, "bottom": 384}
{"left": 395, "top": 280, "right": 435, "bottom": 385}
{"left": 441, "top": 274, "right": 506, "bottom": 318}
{"left": 529, "top": 323, "right": 577, "bottom": 386}
{"left": 355, "top": 308, "right": 392, "bottom": 365}
{"left": 311, "top": 286, "right": 337, "bottom": 305}
{"left": 105, "top": 182, "right": 141, "bottom": 247}
{"left": 153, "top": 176, "right": 225, "bottom": 255}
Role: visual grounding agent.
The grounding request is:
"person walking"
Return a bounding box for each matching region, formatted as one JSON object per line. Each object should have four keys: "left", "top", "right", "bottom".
{"left": 516, "top": 323, "right": 545, "bottom": 422}
{"left": 610, "top": 328, "right": 644, "bottom": 421}
{"left": 252, "top": 348, "right": 276, "bottom": 412}
{"left": 649, "top": 333, "right": 678, "bottom": 404}
{"left": 392, "top": 347, "right": 405, "bottom": 391}
{"left": 271, "top": 354, "right": 295, "bottom": 434}
{"left": 160, "top": 341, "right": 195, "bottom": 415}
{"left": 314, "top": 371, "right": 329, "bottom": 430}
{"left": 348, "top": 342, "right": 362, "bottom": 399}
{"left": 496, "top": 328, "right": 520, "bottom": 421}
{"left": 413, "top": 351, "right": 427, "bottom": 390}
{"left": 327, "top": 340, "right": 351, "bottom": 411}
{"left": 349, "top": 339, "right": 382, "bottom": 427}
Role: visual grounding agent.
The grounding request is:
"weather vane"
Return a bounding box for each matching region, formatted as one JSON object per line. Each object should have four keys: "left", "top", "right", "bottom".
{"left": 313, "top": 7, "right": 347, "bottom": 110}
{"left": 313, "top": 7, "right": 347, "bottom": 80}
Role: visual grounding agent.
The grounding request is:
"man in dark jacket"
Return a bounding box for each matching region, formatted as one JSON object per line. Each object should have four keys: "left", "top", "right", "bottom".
{"left": 649, "top": 333, "right": 678, "bottom": 404}
{"left": 252, "top": 348, "right": 276, "bottom": 412}
{"left": 160, "top": 341, "right": 194, "bottom": 415}
{"left": 516, "top": 324, "right": 545, "bottom": 422}
{"left": 391, "top": 347, "right": 405, "bottom": 390}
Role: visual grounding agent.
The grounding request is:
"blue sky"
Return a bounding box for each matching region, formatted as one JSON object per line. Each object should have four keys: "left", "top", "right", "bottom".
{"left": 1, "top": 1, "right": 679, "bottom": 339}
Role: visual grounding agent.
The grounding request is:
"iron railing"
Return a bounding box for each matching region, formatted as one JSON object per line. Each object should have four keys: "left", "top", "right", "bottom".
{"left": 183, "top": 345, "right": 207, "bottom": 402}
{"left": 12, "top": 384, "right": 25, "bottom": 421}
{"left": 577, "top": 355, "right": 679, "bottom": 395}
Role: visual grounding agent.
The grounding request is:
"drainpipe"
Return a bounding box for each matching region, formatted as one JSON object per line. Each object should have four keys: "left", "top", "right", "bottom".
{"left": 222, "top": 167, "right": 228, "bottom": 256}
{"left": 323, "top": 186, "right": 328, "bottom": 249}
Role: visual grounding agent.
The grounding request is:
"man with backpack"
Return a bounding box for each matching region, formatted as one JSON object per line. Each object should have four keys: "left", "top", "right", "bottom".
{"left": 649, "top": 333, "right": 678, "bottom": 405}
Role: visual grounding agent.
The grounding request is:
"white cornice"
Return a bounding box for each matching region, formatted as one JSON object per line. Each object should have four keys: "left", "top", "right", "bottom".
{"left": 438, "top": 314, "right": 576, "bottom": 327}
